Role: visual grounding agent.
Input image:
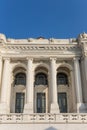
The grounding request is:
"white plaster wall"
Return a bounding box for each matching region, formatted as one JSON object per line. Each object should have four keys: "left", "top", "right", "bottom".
{"left": 0, "top": 123, "right": 87, "bottom": 130}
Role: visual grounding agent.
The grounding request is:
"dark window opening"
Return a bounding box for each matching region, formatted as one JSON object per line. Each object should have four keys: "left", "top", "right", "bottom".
{"left": 15, "top": 73, "right": 26, "bottom": 85}
{"left": 58, "top": 92, "right": 67, "bottom": 113}
{"left": 35, "top": 73, "right": 48, "bottom": 85}
{"left": 57, "top": 73, "right": 68, "bottom": 85}
{"left": 37, "top": 93, "right": 46, "bottom": 113}
{"left": 15, "top": 93, "right": 25, "bottom": 113}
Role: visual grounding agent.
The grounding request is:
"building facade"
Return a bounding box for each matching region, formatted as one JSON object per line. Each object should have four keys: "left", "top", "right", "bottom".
{"left": 0, "top": 33, "right": 87, "bottom": 130}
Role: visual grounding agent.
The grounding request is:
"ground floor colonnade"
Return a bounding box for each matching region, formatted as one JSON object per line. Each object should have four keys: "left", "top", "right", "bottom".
{"left": 0, "top": 57, "right": 86, "bottom": 114}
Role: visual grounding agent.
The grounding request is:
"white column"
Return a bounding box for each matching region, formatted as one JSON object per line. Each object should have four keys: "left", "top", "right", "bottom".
{"left": 83, "top": 56, "right": 87, "bottom": 110}
{"left": 74, "top": 57, "right": 86, "bottom": 112}
{"left": 70, "top": 70, "right": 77, "bottom": 112}
{"left": 0, "top": 58, "right": 11, "bottom": 113}
{"left": 24, "top": 58, "right": 34, "bottom": 113}
{"left": 0, "top": 57, "right": 3, "bottom": 101}
{"left": 50, "top": 58, "right": 59, "bottom": 113}
{"left": 80, "top": 57, "right": 87, "bottom": 103}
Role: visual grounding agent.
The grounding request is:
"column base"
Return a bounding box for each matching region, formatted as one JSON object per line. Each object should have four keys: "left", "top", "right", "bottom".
{"left": 77, "top": 103, "right": 86, "bottom": 113}
{"left": 50, "top": 103, "right": 60, "bottom": 113}
{"left": 0, "top": 103, "right": 10, "bottom": 114}
{"left": 24, "top": 103, "right": 33, "bottom": 114}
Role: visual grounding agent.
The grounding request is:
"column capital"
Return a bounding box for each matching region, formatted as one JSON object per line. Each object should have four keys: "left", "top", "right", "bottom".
{"left": 26, "top": 57, "right": 33, "bottom": 61}
{"left": 73, "top": 57, "right": 80, "bottom": 61}
{"left": 50, "top": 57, "right": 56, "bottom": 61}
{"left": 83, "top": 52, "right": 87, "bottom": 57}
{"left": 3, "top": 57, "right": 10, "bottom": 61}
{"left": 0, "top": 56, "right": 2, "bottom": 60}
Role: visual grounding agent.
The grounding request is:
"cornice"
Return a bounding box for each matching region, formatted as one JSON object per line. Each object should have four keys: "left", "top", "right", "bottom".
{"left": 0, "top": 44, "right": 81, "bottom": 59}
{"left": 0, "top": 44, "right": 80, "bottom": 52}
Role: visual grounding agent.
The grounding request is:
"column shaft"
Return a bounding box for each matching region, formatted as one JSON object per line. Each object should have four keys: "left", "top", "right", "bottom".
{"left": 0, "top": 58, "right": 3, "bottom": 101}
{"left": 83, "top": 57, "right": 87, "bottom": 104}
{"left": 26, "top": 58, "right": 33, "bottom": 103}
{"left": 24, "top": 58, "right": 34, "bottom": 113}
{"left": 0, "top": 58, "right": 2, "bottom": 85}
{"left": 0, "top": 58, "right": 11, "bottom": 113}
{"left": 74, "top": 57, "right": 86, "bottom": 112}
{"left": 50, "top": 58, "right": 59, "bottom": 113}
{"left": 74, "top": 58, "right": 82, "bottom": 103}
{"left": 50, "top": 58, "right": 57, "bottom": 103}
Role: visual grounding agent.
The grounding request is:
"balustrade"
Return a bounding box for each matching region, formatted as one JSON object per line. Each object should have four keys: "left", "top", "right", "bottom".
{"left": 0, "top": 113, "right": 87, "bottom": 123}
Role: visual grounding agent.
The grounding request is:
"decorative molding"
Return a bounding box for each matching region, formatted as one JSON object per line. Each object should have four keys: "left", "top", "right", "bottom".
{"left": 3, "top": 57, "right": 10, "bottom": 61}
{"left": 50, "top": 57, "right": 56, "bottom": 61}
{"left": 78, "top": 32, "right": 87, "bottom": 39}
{"left": 1, "top": 44, "right": 80, "bottom": 52}
{"left": 0, "top": 113, "right": 87, "bottom": 124}
{"left": 83, "top": 52, "right": 87, "bottom": 57}
{"left": 26, "top": 57, "right": 33, "bottom": 61}
{"left": 0, "top": 33, "right": 6, "bottom": 43}
{"left": 73, "top": 57, "right": 80, "bottom": 61}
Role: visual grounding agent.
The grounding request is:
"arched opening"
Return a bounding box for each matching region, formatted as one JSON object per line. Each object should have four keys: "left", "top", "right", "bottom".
{"left": 57, "top": 67, "right": 72, "bottom": 113}
{"left": 11, "top": 67, "right": 26, "bottom": 113}
{"left": 34, "top": 66, "right": 48, "bottom": 113}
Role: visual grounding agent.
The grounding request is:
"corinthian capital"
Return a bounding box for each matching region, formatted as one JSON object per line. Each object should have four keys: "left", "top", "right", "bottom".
{"left": 50, "top": 57, "right": 56, "bottom": 61}
{"left": 26, "top": 57, "right": 33, "bottom": 61}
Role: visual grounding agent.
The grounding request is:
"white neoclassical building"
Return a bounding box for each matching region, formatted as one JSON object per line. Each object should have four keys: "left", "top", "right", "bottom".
{"left": 0, "top": 33, "right": 87, "bottom": 130}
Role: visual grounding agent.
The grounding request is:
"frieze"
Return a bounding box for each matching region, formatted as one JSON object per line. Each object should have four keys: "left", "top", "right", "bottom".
{"left": 2, "top": 44, "right": 80, "bottom": 52}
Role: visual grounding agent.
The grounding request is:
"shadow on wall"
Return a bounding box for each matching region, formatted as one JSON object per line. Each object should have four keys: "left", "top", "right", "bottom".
{"left": 45, "top": 126, "right": 58, "bottom": 130}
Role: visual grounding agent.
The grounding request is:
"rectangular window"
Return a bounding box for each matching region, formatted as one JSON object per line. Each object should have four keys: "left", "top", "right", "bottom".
{"left": 15, "top": 93, "right": 25, "bottom": 113}
{"left": 58, "top": 92, "right": 67, "bottom": 113}
{"left": 37, "top": 93, "right": 46, "bottom": 113}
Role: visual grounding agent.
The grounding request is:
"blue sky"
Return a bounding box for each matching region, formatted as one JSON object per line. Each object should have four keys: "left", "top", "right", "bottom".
{"left": 0, "top": 0, "right": 87, "bottom": 39}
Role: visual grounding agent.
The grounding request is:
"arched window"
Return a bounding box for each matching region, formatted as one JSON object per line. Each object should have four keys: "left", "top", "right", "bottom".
{"left": 15, "top": 73, "right": 26, "bottom": 85}
{"left": 57, "top": 73, "right": 68, "bottom": 85}
{"left": 35, "top": 73, "right": 48, "bottom": 85}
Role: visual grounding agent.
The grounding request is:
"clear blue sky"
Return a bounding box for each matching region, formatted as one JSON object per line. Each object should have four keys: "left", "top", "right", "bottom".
{"left": 0, "top": 0, "right": 87, "bottom": 39}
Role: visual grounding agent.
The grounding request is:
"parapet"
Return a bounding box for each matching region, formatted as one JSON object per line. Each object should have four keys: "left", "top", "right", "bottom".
{"left": 1, "top": 33, "right": 86, "bottom": 44}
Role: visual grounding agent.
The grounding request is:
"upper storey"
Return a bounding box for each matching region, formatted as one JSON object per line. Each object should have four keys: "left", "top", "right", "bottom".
{"left": 0, "top": 33, "right": 87, "bottom": 59}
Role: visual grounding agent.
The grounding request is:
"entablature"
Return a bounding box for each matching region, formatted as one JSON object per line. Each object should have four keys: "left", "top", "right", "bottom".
{"left": 0, "top": 43, "right": 81, "bottom": 56}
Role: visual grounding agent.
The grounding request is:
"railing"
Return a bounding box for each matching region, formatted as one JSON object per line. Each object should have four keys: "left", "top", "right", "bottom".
{"left": 0, "top": 113, "right": 87, "bottom": 124}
